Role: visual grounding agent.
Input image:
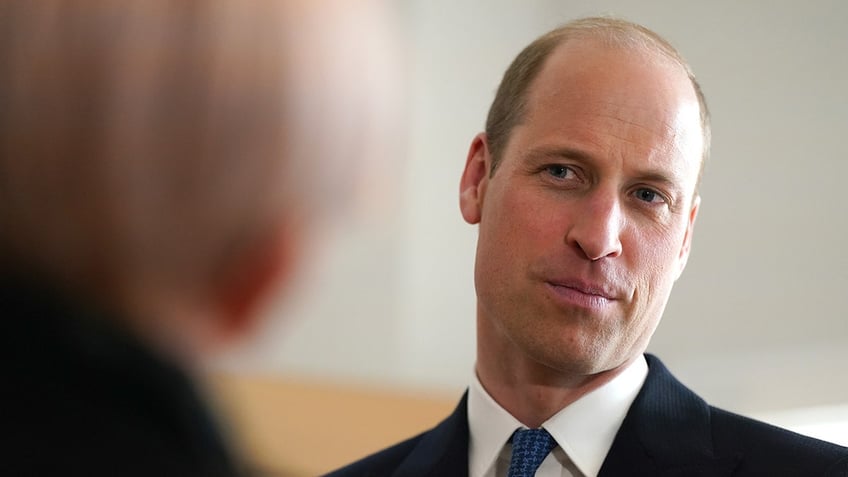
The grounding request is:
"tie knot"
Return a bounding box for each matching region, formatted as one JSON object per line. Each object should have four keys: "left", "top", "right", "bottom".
{"left": 507, "top": 428, "right": 557, "bottom": 477}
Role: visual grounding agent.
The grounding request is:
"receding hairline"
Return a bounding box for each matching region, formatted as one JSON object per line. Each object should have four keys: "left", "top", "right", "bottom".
{"left": 551, "top": 17, "right": 692, "bottom": 66}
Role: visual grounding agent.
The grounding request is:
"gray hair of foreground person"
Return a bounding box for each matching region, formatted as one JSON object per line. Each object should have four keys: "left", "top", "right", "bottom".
{"left": 0, "top": 0, "right": 396, "bottom": 360}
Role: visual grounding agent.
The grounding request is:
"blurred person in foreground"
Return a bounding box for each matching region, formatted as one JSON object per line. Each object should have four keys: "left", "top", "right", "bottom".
{"left": 0, "top": 1, "right": 398, "bottom": 475}
{"left": 327, "top": 17, "right": 848, "bottom": 477}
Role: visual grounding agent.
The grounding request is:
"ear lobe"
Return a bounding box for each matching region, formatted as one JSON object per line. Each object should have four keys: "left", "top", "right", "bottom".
{"left": 459, "top": 133, "right": 491, "bottom": 225}
{"left": 675, "top": 195, "right": 700, "bottom": 279}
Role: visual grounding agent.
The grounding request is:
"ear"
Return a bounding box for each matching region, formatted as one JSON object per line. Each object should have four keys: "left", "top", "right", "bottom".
{"left": 211, "top": 223, "right": 299, "bottom": 343}
{"left": 459, "top": 133, "right": 492, "bottom": 225}
{"left": 675, "top": 194, "right": 700, "bottom": 280}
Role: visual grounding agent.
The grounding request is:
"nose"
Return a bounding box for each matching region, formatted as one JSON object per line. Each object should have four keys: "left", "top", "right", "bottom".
{"left": 566, "top": 191, "right": 624, "bottom": 261}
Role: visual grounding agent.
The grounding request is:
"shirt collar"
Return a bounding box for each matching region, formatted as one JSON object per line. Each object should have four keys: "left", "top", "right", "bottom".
{"left": 468, "top": 355, "right": 648, "bottom": 477}
{"left": 468, "top": 369, "right": 525, "bottom": 477}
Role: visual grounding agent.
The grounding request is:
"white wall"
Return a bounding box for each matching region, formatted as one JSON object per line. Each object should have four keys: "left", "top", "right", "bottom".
{"left": 218, "top": 0, "right": 848, "bottom": 426}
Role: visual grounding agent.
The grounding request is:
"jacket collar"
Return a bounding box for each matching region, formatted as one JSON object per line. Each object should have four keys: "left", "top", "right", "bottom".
{"left": 392, "top": 392, "right": 470, "bottom": 477}
{"left": 387, "top": 355, "right": 743, "bottom": 477}
{"left": 599, "top": 354, "right": 742, "bottom": 477}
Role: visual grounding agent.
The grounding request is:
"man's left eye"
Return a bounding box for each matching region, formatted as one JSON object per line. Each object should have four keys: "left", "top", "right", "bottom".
{"left": 635, "top": 188, "right": 664, "bottom": 203}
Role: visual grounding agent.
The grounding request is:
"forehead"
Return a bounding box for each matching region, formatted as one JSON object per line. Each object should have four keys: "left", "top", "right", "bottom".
{"left": 517, "top": 39, "right": 703, "bottom": 184}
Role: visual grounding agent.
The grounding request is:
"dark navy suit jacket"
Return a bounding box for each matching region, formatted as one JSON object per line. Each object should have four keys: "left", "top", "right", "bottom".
{"left": 3, "top": 280, "right": 242, "bottom": 476}
{"left": 326, "top": 355, "right": 848, "bottom": 477}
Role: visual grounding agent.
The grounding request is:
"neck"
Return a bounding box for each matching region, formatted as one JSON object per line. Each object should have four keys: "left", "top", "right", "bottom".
{"left": 476, "top": 323, "right": 637, "bottom": 429}
{"left": 121, "top": 288, "right": 218, "bottom": 370}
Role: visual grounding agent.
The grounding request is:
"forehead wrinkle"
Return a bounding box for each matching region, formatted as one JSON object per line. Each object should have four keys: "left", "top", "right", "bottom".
{"left": 592, "top": 103, "right": 696, "bottom": 176}
{"left": 593, "top": 98, "right": 681, "bottom": 140}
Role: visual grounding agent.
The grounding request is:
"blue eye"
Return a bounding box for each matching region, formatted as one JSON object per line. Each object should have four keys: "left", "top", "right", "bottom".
{"left": 546, "top": 165, "right": 572, "bottom": 179}
{"left": 635, "top": 188, "right": 663, "bottom": 203}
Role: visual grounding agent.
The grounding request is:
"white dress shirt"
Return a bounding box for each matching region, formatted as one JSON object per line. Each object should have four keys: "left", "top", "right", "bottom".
{"left": 468, "top": 356, "right": 648, "bottom": 477}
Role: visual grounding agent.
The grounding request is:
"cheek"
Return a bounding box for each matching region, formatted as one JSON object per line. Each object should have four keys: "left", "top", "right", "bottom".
{"left": 626, "top": 223, "right": 688, "bottom": 308}
{"left": 497, "top": 186, "right": 566, "bottom": 240}
{"left": 475, "top": 186, "right": 562, "bottom": 288}
{"left": 480, "top": 187, "right": 536, "bottom": 247}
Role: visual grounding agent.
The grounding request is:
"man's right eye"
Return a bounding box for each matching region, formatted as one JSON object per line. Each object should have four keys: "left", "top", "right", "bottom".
{"left": 545, "top": 164, "right": 572, "bottom": 179}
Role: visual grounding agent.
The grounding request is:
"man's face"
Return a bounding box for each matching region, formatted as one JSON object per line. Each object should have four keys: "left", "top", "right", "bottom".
{"left": 461, "top": 40, "right": 703, "bottom": 376}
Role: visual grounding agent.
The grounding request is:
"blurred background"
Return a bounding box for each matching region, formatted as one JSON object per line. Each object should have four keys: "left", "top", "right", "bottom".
{"left": 211, "top": 1, "right": 848, "bottom": 474}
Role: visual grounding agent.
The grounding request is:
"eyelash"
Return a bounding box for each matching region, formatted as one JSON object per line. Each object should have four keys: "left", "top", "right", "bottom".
{"left": 633, "top": 188, "right": 666, "bottom": 204}
{"left": 543, "top": 164, "right": 577, "bottom": 180}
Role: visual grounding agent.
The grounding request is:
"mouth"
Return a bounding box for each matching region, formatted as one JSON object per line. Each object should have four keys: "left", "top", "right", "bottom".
{"left": 545, "top": 280, "right": 618, "bottom": 309}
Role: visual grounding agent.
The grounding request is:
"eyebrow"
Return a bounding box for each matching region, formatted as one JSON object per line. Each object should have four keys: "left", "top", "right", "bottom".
{"left": 525, "top": 145, "right": 595, "bottom": 164}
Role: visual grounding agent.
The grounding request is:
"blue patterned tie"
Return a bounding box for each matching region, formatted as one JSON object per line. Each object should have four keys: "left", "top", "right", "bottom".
{"left": 507, "top": 428, "right": 557, "bottom": 477}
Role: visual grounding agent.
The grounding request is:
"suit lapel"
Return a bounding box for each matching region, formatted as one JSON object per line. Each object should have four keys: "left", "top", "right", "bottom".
{"left": 388, "top": 356, "right": 743, "bottom": 477}
{"left": 599, "top": 355, "right": 742, "bottom": 477}
{"left": 392, "top": 392, "right": 470, "bottom": 477}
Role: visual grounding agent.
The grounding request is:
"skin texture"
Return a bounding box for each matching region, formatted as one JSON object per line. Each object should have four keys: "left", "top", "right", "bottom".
{"left": 459, "top": 38, "right": 704, "bottom": 428}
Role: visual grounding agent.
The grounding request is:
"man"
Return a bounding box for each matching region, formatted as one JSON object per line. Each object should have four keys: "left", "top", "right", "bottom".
{"left": 1, "top": 1, "right": 394, "bottom": 475}
{"left": 327, "top": 17, "right": 848, "bottom": 477}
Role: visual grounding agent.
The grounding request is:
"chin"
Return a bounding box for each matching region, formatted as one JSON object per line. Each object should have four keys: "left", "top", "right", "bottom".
{"left": 528, "top": 343, "right": 599, "bottom": 375}
{"left": 531, "top": 335, "right": 630, "bottom": 377}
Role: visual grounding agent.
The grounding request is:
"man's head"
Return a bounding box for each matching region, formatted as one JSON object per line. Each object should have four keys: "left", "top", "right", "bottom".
{"left": 460, "top": 18, "right": 705, "bottom": 378}
{"left": 0, "top": 0, "right": 395, "bottom": 359}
